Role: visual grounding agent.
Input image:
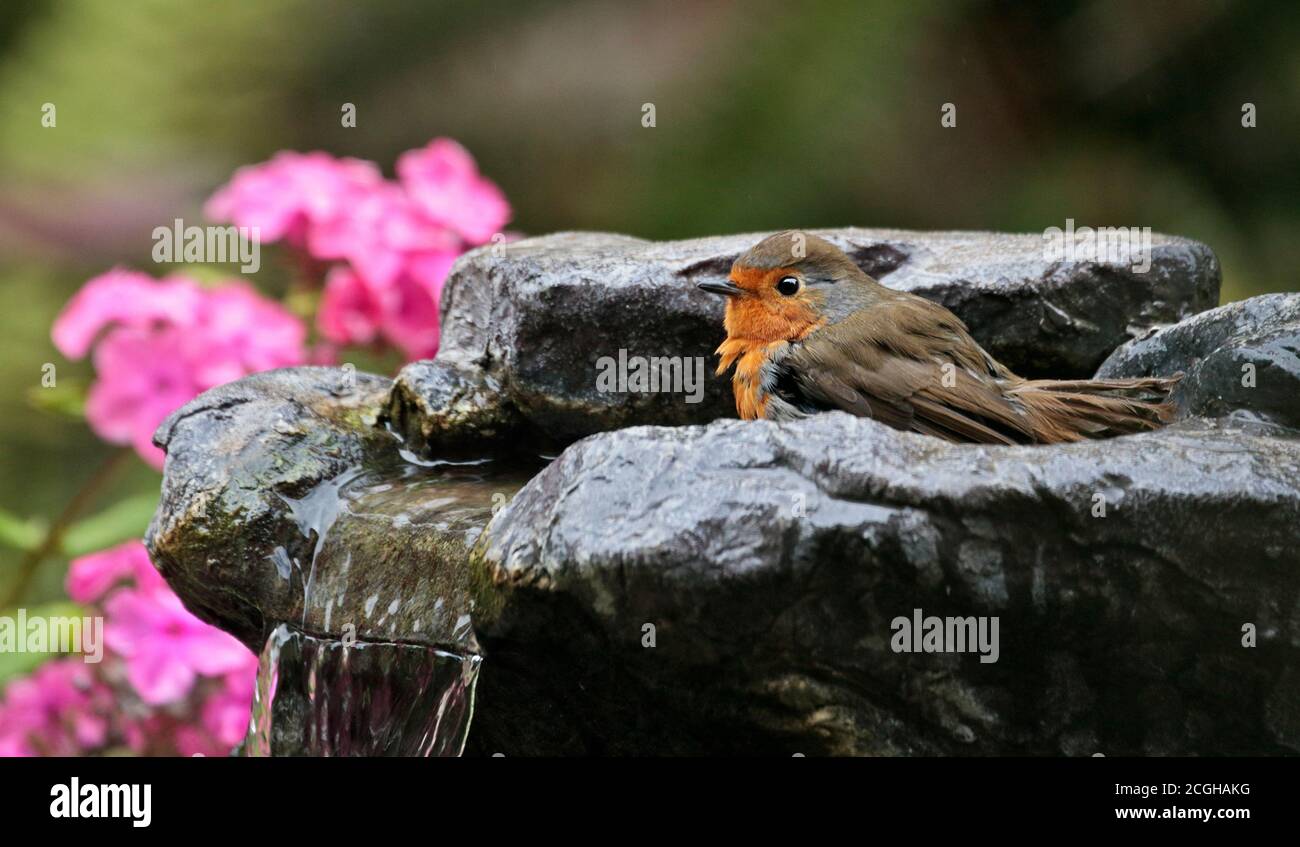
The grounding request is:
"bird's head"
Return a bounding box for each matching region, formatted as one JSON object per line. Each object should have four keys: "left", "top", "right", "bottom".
{"left": 697, "top": 231, "right": 882, "bottom": 344}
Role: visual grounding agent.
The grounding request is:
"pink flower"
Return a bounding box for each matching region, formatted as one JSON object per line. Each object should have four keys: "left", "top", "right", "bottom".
{"left": 189, "top": 282, "right": 309, "bottom": 385}
{"left": 317, "top": 266, "right": 384, "bottom": 347}
{"left": 5, "top": 540, "right": 261, "bottom": 757}
{"left": 172, "top": 725, "right": 217, "bottom": 758}
{"left": 120, "top": 714, "right": 222, "bottom": 757}
{"left": 0, "top": 660, "right": 111, "bottom": 756}
{"left": 317, "top": 260, "right": 453, "bottom": 361}
{"left": 397, "top": 138, "right": 510, "bottom": 244}
{"left": 54, "top": 273, "right": 309, "bottom": 468}
{"left": 104, "top": 582, "right": 255, "bottom": 706}
{"left": 52, "top": 269, "right": 202, "bottom": 359}
{"left": 202, "top": 139, "right": 508, "bottom": 364}
{"left": 84, "top": 326, "right": 206, "bottom": 468}
{"left": 205, "top": 151, "right": 382, "bottom": 245}
{"left": 67, "top": 539, "right": 164, "bottom": 603}
{"left": 309, "top": 180, "right": 460, "bottom": 360}
{"left": 308, "top": 182, "right": 458, "bottom": 285}
{"left": 378, "top": 267, "right": 450, "bottom": 360}
{"left": 201, "top": 669, "right": 257, "bottom": 747}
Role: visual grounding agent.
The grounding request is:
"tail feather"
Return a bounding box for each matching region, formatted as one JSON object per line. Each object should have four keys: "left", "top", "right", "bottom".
{"left": 1009, "top": 374, "right": 1182, "bottom": 443}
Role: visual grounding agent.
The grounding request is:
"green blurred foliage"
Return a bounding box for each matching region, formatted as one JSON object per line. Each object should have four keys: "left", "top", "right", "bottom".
{"left": 0, "top": 602, "right": 87, "bottom": 683}
{"left": 0, "top": 0, "right": 1295, "bottom": 608}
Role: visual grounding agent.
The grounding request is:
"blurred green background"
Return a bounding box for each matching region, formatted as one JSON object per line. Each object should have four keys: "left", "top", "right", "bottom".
{"left": 1, "top": 0, "right": 1297, "bottom": 649}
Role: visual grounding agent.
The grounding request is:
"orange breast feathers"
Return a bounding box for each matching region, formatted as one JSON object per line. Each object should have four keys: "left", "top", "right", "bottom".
{"left": 713, "top": 265, "right": 825, "bottom": 419}
{"left": 716, "top": 338, "right": 783, "bottom": 419}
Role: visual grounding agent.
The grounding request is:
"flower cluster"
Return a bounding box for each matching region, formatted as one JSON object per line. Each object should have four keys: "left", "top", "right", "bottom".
{"left": 0, "top": 661, "right": 112, "bottom": 757}
{"left": 0, "top": 541, "right": 258, "bottom": 757}
{"left": 52, "top": 271, "right": 309, "bottom": 468}
{"left": 206, "top": 139, "right": 510, "bottom": 360}
{"left": 7, "top": 137, "right": 510, "bottom": 757}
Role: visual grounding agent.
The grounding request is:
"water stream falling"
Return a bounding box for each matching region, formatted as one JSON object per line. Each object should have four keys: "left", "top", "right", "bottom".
{"left": 245, "top": 624, "right": 482, "bottom": 756}
{"left": 238, "top": 448, "right": 543, "bottom": 756}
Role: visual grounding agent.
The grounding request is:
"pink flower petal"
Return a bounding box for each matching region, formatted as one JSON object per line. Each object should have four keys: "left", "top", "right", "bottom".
{"left": 205, "top": 151, "right": 382, "bottom": 245}
{"left": 58, "top": 273, "right": 309, "bottom": 468}
{"left": 67, "top": 540, "right": 154, "bottom": 603}
{"left": 104, "top": 581, "right": 255, "bottom": 706}
{"left": 397, "top": 138, "right": 511, "bottom": 244}
{"left": 317, "top": 267, "right": 383, "bottom": 346}
{"left": 52, "top": 270, "right": 202, "bottom": 359}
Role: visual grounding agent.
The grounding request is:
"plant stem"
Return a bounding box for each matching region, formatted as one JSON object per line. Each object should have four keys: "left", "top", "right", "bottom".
{"left": 0, "top": 448, "right": 131, "bottom": 609}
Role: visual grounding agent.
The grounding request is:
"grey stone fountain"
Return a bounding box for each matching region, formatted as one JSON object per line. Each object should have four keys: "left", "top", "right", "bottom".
{"left": 146, "top": 229, "right": 1300, "bottom": 756}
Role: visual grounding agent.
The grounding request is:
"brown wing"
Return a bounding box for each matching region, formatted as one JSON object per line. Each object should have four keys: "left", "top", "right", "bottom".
{"left": 772, "top": 296, "right": 1037, "bottom": 444}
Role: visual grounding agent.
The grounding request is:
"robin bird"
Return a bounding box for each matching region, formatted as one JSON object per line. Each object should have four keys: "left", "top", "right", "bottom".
{"left": 698, "top": 231, "right": 1180, "bottom": 444}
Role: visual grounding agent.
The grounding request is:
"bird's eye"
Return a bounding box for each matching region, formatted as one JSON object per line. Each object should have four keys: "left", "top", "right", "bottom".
{"left": 776, "top": 276, "right": 800, "bottom": 296}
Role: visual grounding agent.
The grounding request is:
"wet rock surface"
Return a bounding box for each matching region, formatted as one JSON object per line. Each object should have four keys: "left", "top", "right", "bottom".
{"left": 472, "top": 413, "right": 1300, "bottom": 755}
{"left": 391, "top": 229, "right": 1219, "bottom": 452}
{"left": 145, "top": 235, "right": 1300, "bottom": 757}
{"left": 1098, "top": 292, "right": 1300, "bottom": 429}
{"left": 145, "top": 368, "right": 534, "bottom": 656}
{"left": 146, "top": 368, "right": 390, "bottom": 650}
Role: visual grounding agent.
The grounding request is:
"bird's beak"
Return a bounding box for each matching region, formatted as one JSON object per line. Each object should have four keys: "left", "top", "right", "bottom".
{"left": 697, "top": 280, "right": 744, "bottom": 297}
